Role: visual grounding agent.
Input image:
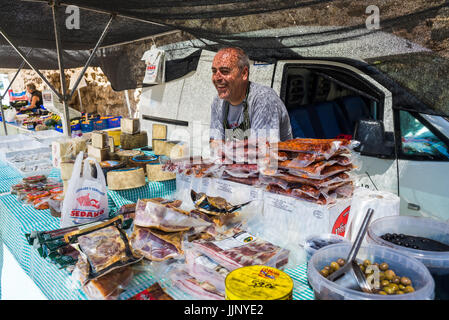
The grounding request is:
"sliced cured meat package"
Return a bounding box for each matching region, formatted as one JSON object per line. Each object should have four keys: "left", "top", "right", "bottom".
{"left": 270, "top": 172, "right": 352, "bottom": 189}
{"left": 73, "top": 258, "right": 134, "bottom": 300}
{"left": 222, "top": 174, "right": 261, "bottom": 186}
{"left": 130, "top": 226, "right": 184, "bottom": 261}
{"left": 185, "top": 248, "right": 229, "bottom": 292}
{"left": 65, "top": 216, "right": 142, "bottom": 282}
{"left": 191, "top": 228, "right": 289, "bottom": 271}
{"left": 169, "top": 268, "right": 225, "bottom": 300}
{"left": 134, "top": 199, "right": 211, "bottom": 232}
{"left": 287, "top": 163, "right": 354, "bottom": 180}
{"left": 274, "top": 138, "right": 355, "bottom": 159}
{"left": 128, "top": 282, "right": 174, "bottom": 300}
{"left": 223, "top": 164, "right": 259, "bottom": 178}
{"left": 266, "top": 184, "right": 333, "bottom": 205}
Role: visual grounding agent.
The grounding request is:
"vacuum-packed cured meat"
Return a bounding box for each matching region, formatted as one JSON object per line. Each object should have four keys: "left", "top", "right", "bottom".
{"left": 134, "top": 199, "right": 211, "bottom": 232}
{"left": 192, "top": 228, "right": 289, "bottom": 271}
{"left": 130, "top": 226, "right": 183, "bottom": 261}
{"left": 170, "top": 268, "right": 225, "bottom": 300}
{"left": 128, "top": 282, "right": 174, "bottom": 300}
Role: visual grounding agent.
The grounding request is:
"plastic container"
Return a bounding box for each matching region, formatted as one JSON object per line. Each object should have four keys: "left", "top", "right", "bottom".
{"left": 81, "top": 120, "right": 94, "bottom": 133}
{"left": 304, "top": 233, "right": 350, "bottom": 262}
{"left": 367, "top": 215, "right": 449, "bottom": 299}
{"left": 93, "top": 119, "right": 108, "bottom": 130}
{"left": 307, "top": 243, "right": 435, "bottom": 300}
{"left": 107, "top": 116, "right": 122, "bottom": 128}
{"left": 225, "top": 265, "right": 294, "bottom": 300}
{"left": 107, "top": 129, "right": 121, "bottom": 146}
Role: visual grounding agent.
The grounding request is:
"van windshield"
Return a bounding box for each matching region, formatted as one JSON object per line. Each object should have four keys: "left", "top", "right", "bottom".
{"left": 365, "top": 52, "right": 449, "bottom": 117}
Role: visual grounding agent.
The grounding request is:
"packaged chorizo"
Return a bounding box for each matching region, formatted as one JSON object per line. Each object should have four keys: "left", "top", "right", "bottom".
{"left": 274, "top": 138, "right": 357, "bottom": 159}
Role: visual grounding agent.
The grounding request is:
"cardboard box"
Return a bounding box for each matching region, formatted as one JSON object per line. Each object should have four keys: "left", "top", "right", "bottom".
{"left": 120, "top": 118, "right": 140, "bottom": 135}
{"left": 260, "top": 191, "right": 352, "bottom": 246}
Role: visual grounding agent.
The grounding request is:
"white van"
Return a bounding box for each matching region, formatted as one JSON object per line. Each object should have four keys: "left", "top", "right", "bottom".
{"left": 138, "top": 27, "right": 449, "bottom": 222}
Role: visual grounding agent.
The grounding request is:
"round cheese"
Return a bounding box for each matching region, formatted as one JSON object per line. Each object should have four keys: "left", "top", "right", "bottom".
{"left": 107, "top": 167, "right": 146, "bottom": 190}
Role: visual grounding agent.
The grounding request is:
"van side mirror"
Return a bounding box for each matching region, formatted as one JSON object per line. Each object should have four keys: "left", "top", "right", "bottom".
{"left": 353, "top": 119, "right": 395, "bottom": 159}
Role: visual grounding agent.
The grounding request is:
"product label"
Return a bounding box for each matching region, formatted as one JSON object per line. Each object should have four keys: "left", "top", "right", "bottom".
{"left": 213, "top": 231, "right": 257, "bottom": 251}
{"left": 332, "top": 205, "right": 351, "bottom": 237}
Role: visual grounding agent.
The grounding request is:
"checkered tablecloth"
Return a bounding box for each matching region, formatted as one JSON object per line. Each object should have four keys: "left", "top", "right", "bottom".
{"left": 0, "top": 157, "right": 314, "bottom": 300}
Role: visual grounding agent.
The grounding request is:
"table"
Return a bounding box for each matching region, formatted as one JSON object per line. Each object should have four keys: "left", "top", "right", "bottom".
{"left": 0, "top": 163, "right": 315, "bottom": 300}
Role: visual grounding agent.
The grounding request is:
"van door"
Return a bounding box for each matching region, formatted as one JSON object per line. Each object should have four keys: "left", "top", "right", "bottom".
{"left": 394, "top": 110, "right": 449, "bottom": 221}
{"left": 274, "top": 59, "right": 399, "bottom": 195}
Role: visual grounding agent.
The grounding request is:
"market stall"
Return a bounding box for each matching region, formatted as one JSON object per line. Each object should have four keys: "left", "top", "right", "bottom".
{"left": 1, "top": 115, "right": 449, "bottom": 300}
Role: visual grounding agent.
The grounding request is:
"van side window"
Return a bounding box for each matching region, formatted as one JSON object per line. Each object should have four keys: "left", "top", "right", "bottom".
{"left": 400, "top": 111, "right": 449, "bottom": 160}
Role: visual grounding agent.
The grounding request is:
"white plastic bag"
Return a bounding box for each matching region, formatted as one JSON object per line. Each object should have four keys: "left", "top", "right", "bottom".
{"left": 4, "top": 108, "right": 16, "bottom": 122}
{"left": 61, "top": 152, "right": 109, "bottom": 227}
{"left": 141, "top": 45, "right": 165, "bottom": 85}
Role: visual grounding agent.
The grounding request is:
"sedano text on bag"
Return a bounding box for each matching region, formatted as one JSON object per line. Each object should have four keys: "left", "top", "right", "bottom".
{"left": 141, "top": 45, "right": 165, "bottom": 85}
{"left": 61, "top": 152, "right": 109, "bottom": 227}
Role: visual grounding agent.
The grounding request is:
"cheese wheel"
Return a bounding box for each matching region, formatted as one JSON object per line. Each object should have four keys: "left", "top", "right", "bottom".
{"left": 152, "top": 139, "right": 167, "bottom": 155}
{"left": 120, "top": 131, "right": 148, "bottom": 150}
{"left": 121, "top": 118, "right": 140, "bottom": 135}
{"left": 152, "top": 124, "right": 167, "bottom": 140}
{"left": 146, "top": 162, "right": 176, "bottom": 181}
{"left": 128, "top": 155, "right": 159, "bottom": 174}
{"left": 115, "top": 149, "right": 144, "bottom": 164}
{"left": 107, "top": 167, "right": 146, "bottom": 190}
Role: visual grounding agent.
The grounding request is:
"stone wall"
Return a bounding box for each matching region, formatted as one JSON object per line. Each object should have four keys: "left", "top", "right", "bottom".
{"left": 5, "top": 66, "right": 141, "bottom": 117}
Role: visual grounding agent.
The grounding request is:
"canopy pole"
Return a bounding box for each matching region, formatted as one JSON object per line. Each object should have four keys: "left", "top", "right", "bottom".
{"left": 124, "top": 90, "right": 132, "bottom": 117}
{"left": 0, "top": 48, "right": 33, "bottom": 136}
{"left": 0, "top": 27, "right": 63, "bottom": 102}
{"left": 51, "top": 1, "right": 72, "bottom": 137}
{"left": 67, "top": 14, "right": 115, "bottom": 101}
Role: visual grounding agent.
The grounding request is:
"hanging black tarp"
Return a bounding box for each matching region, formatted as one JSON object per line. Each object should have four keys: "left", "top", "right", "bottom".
{"left": 0, "top": 45, "right": 98, "bottom": 70}
{"left": 0, "top": 0, "right": 447, "bottom": 117}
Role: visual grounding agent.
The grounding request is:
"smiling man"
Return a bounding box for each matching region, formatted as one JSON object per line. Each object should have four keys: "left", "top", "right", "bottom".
{"left": 209, "top": 47, "right": 292, "bottom": 142}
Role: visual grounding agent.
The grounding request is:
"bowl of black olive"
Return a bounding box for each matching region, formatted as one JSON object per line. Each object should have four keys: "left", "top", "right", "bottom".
{"left": 367, "top": 215, "right": 449, "bottom": 300}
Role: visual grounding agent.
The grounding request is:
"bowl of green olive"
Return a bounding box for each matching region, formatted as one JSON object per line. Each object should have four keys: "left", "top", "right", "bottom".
{"left": 307, "top": 243, "right": 435, "bottom": 300}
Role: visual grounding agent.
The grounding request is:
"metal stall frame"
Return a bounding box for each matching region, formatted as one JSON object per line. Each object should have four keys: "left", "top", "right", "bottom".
{"left": 0, "top": 0, "right": 181, "bottom": 136}
{"left": 0, "top": 1, "right": 115, "bottom": 136}
{"left": 0, "top": 48, "right": 33, "bottom": 135}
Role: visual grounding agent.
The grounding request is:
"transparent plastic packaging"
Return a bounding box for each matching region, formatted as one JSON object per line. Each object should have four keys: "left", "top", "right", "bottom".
{"left": 130, "top": 226, "right": 184, "bottom": 261}
{"left": 307, "top": 243, "right": 435, "bottom": 300}
{"left": 133, "top": 199, "right": 212, "bottom": 232}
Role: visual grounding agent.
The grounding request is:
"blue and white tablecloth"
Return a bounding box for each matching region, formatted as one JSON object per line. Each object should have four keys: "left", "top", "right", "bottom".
{"left": 0, "top": 157, "right": 314, "bottom": 300}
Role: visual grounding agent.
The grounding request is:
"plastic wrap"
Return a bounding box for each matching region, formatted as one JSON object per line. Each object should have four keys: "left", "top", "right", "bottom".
{"left": 72, "top": 257, "right": 134, "bottom": 300}
{"left": 168, "top": 264, "right": 225, "bottom": 300}
{"left": 130, "top": 226, "right": 184, "bottom": 261}
{"left": 65, "top": 216, "right": 142, "bottom": 283}
{"left": 128, "top": 282, "right": 174, "bottom": 300}
{"left": 134, "top": 199, "right": 211, "bottom": 232}
{"left": 185, "top": 245, "right": 229, "bottom": 292}
{"left": 191, "top": 227, "right": 290, "bottom": 271}
{"left": 274, "top": 138, "right": 359, "bottom": 159}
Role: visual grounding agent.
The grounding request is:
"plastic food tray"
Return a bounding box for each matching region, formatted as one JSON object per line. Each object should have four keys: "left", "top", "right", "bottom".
{"left": 367, "top": 215, "right": 449, "bottom": 275}
{"left": 304, "top": 233, "right": 350, "bottom": 262}
{"left": 307, "top": 243, "right": 435, "bottom": 300}
{"left": 9, "top": 158, "right": 53, "bottom": 177}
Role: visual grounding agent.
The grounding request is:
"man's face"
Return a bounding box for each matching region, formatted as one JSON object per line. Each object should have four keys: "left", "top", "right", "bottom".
{"left": 211, "top": 50, "right": 248, "bottom": 102}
